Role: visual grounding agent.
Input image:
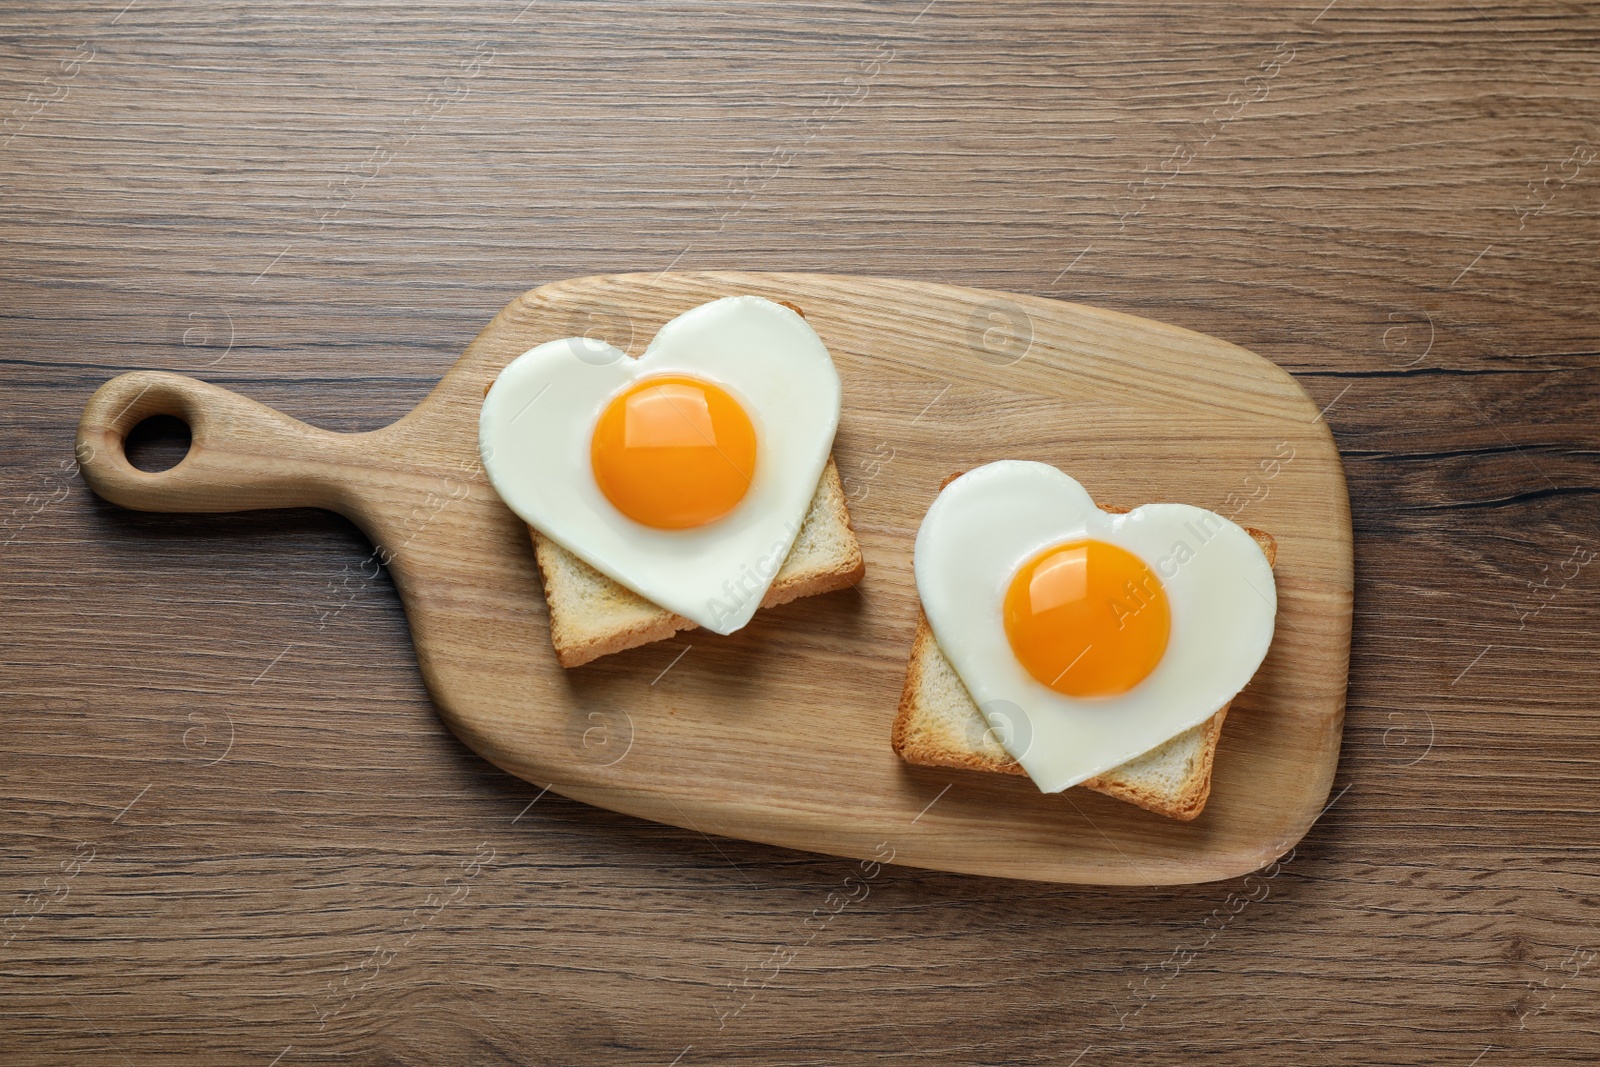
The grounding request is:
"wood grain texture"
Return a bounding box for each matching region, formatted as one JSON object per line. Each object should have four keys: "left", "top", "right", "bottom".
{"left": 72, "top": 271, "right": 1353, "bottom": 885}
{"left": 2, "top": 0, "right": 1597, "bottom": 1063}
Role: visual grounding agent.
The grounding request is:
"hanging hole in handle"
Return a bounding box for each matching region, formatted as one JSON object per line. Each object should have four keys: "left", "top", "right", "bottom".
{"left": 87, "top": 376, "right": 209, "bottom": 481}
{"left": 123, "top": 415, "right": 193, "bottom": 472}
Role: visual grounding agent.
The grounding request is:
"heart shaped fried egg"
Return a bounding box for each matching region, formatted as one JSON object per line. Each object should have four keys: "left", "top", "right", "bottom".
{"left": 915, "top": 461, "right": 1278, "bottom": 792}
{"left": 479, "top": 296, "right": 841, "bottom": 635}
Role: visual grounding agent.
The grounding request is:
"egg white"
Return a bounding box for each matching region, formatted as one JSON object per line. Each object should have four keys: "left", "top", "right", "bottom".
{"left": 479, "top": 296, "right": 841, "bottom": 635}
{"left": 914, "top": 461, "right": 1278, "bottom": 793}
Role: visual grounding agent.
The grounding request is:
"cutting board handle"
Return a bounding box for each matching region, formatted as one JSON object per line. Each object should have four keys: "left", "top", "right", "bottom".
{"left": 76, "top": 371, "right": 364, "bottom": 514}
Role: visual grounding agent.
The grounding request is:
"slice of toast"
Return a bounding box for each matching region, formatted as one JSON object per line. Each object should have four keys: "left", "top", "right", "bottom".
{"left": 532, "top": 456, "right": 865, "bottom": 667}
{"left": 892, "top": 510, "right": 1277, "bottom": 821}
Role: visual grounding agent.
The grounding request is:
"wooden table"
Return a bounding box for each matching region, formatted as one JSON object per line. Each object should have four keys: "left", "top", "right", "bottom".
{"left": 3, "top": 1, "right": 1596, "bottom": 1063}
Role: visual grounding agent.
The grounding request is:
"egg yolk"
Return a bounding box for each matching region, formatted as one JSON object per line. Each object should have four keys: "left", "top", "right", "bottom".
{"left": 1003, "top": 539, "right": 1171, "bottom": 698}
{"left": 590, "top": 375, "right": 758, "bottom": 530}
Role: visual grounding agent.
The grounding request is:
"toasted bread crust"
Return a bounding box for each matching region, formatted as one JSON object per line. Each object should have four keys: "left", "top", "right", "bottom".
{"left": 893, "top": 491, "right": 1277, "bottom": 821}
{"left": 532, "top": 534, "right": 698, "bottom": 667}
{"left": 753, "top": 460, "right": 866, "bottom": 608}
{"left": 891, "top": 616, "right": 1029, "bottom": 774}
{"left": 892, "top": 610, "right": 1234, "bottom": 818}
{"left": 534, "top": 457, "right": 864, "bottom": 668}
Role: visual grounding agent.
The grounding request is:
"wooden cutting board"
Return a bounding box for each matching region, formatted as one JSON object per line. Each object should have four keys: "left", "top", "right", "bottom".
{"left": 75, "top": 272, "right": 1352, "bottom": 885}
